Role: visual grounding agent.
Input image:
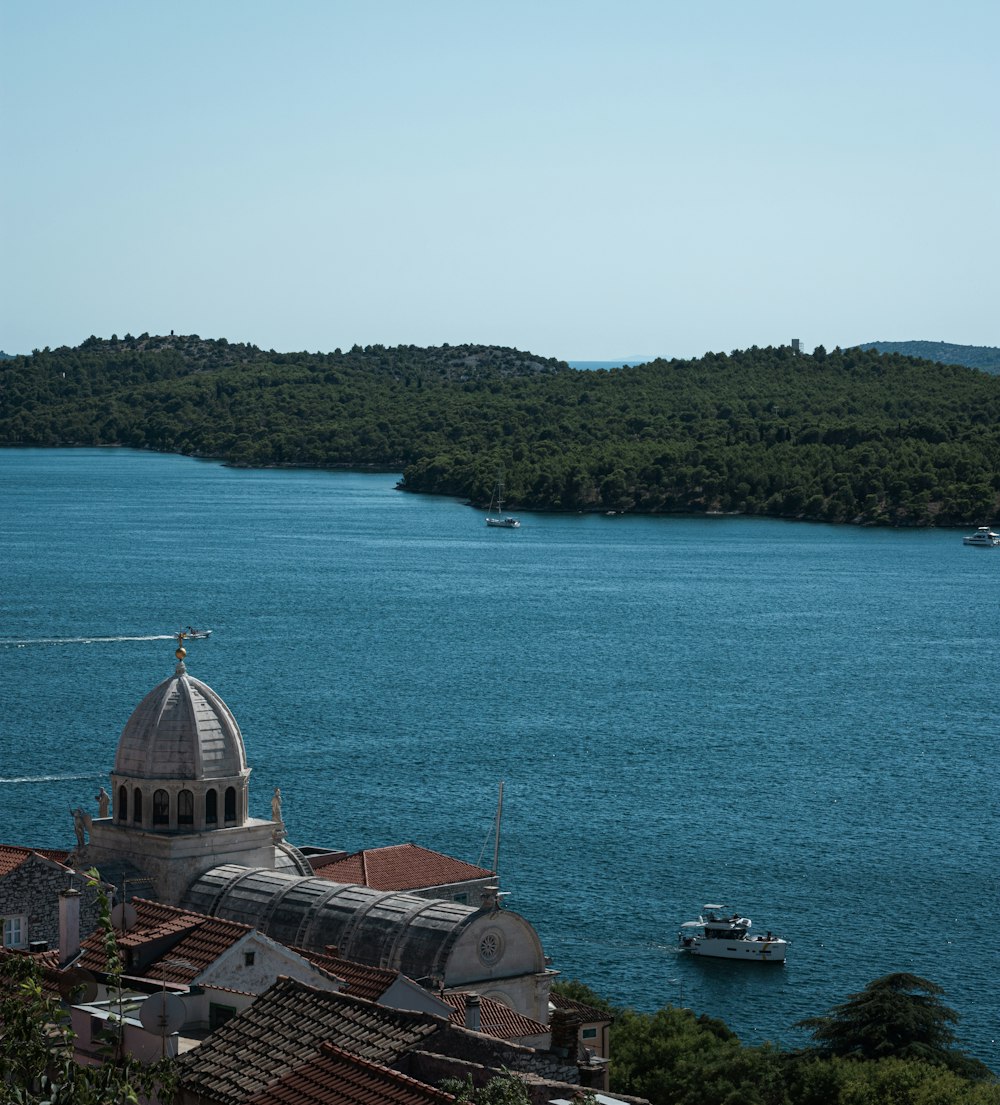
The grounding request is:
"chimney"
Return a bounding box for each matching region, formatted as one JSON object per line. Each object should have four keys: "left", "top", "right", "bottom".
{"left": 548, "top": 1007, "right": 582, "bottom": 1058}
{"left": 479, "top": 885, "right": 499, "bottom": 911}
{"left": 59, "top": 887, "right": 81, "bottom": 967}
{"left": 465, "top": 993, "right": 482, "bottom": 1033}
{"left": 577, "top": 1054, "right": 610, "bottom": 1093}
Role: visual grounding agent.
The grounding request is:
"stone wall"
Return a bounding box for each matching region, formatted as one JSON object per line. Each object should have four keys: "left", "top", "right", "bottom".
{"left": 0, "top": 856, "right": 103, "bottom": 954}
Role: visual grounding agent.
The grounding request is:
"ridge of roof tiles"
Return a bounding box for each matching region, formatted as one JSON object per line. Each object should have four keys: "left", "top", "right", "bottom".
{"left": 77, "top": 897, "right": 252, "bottom": 978}
{"left": 293, "top": 947, "right": 399, "bottom": 1003}
{"left": 550, "top": 992, "right": 614, "bottom": 1022}
{"left": 246, "top": 1041, "right": 456, "bottom": 1105}
{"left": 310, "top": 842, "right": 492, "bottom": 891}
{"left": 441, "top": 992, "right": 550, "bottom": 1041}
{"left": 0, "top": 845, "right": 72, "bottom": 878}
{"left": 176, "top": 976, "right": 447, "bottom": 1105}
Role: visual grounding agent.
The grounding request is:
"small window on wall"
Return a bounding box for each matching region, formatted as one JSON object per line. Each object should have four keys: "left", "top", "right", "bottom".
{"left": 177, "top": 789, "right": 194, "bottom": 826}
{"left": 243, "top": 951, "right": 255, "bottom": 967}
{"left": 117, "top": 785, "right": 127, "bottom": 822}
{"left": 582, "top": 1027, "right": 598, "bottom": 1040}
{"left": 133, "top": 788, "right": 143, "bottom": 823}
{"left": 453, "top": 893, "right": 468, "bottom": 904}
{"left": 205, "top": 788, "right": 218, "bottom": 825}
{"left": 224, "top": 787, "right": 237, "bottom": 824}
{"left": 153, "top": 789, "right": 169, "bottom": 826}
{"left": 2, "top": 916, "right": 26, "bottom": 948}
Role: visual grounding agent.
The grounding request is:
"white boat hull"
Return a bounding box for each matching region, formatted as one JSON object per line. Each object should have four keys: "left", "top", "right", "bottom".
{"left": 681, "top": 936, "right": 786, "bottom": 962}
{"left": 486, "top": 517, "right": 520, "bottom": 528}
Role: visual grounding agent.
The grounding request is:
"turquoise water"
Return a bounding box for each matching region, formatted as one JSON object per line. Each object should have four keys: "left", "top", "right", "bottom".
{"left": 1, "top": 448, "right": 997, "bottom": 1066}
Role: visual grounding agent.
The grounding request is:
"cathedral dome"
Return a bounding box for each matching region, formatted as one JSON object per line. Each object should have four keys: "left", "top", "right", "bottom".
{"left": 114, "top": 658, "right": 248, "bottom": 781}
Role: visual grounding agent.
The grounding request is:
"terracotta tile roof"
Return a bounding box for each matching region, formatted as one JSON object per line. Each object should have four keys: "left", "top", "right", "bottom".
{"left": 0, "top": 845, "right": 71, "bottom": 878}
{"left": 247, "top": 1042, "right": 455, "bottom": 1105}
{"left": 0, "top": 946, "right": 68, "bottom": 1000}
{"left": 77, "top": 898, "right": 250, "bottom": 980}
{"left": 310, "top": 843, "right": 492, "bottom": 892}
{"left": 177, "top": 977, "right": 447, "bottom": 1105}
{"left": 293, "top": 947, "right": 398, "bottom": 1003}
{"left": 550, "top": 992, "right": 613, "bottom": 1024}
{"left": 442, "top": 992, "right": 549, "bottom": 1041}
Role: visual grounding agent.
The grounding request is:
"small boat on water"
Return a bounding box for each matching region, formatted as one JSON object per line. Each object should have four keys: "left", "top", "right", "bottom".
{"left": 678, "top": 904, "right": 787, "bottom": 962}
{"left": 962, "top": 527, "right": 1000, "bottom": 547}
{"left": 485, "top": 471, "right": 521, "bottom": 529}
{"left": 182, "top": 627, "right": 212, "bottom": 639}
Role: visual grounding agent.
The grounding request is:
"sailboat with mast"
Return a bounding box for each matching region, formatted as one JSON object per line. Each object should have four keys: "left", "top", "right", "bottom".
{"left": 485, "top": 471, "right": 521, "bottom": 528}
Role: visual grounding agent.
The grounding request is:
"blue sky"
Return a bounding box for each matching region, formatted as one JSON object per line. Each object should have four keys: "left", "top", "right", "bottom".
{"left": 2, "top": 1, "right": 997, "bottom": 360}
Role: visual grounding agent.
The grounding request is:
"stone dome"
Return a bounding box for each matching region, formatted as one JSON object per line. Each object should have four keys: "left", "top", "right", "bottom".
{"left": 108, "top": 655, "right": 252, "bottom": 835}
{"left": 114, "top": 659, "right": 248, "bottom": 781}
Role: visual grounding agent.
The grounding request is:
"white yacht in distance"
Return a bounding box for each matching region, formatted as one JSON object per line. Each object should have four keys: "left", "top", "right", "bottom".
{"left": 962, "top": 527, "right": 1000, "bottom": 547}
{"left": 678, "top": 905, "right": 787, "bottom": 962}
{"left": 485, "top": 472, "right": 521, "bottom": 529}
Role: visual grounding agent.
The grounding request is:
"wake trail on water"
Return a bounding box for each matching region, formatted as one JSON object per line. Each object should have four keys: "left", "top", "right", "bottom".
{"left": 2, "top": 634, "right": 177, "bottom": 647}
{"left": 0, "top": 773, "right": 102, "bottom": 784}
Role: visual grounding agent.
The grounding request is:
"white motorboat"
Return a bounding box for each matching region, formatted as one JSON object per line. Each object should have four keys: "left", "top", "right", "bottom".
{"left": 678, "top": 904, "right": 787, "bottom": 962}
{"left": 182, "top": 627, "right": 212, "bottom": 639}
{"left": 485, "top": 471, "right": 521, "bottom": 529}
{"left": 962, "top": 527, "right": 1000, "bottom": 547}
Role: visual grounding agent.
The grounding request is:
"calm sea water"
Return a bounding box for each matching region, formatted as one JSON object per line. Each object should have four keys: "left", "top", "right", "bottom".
{"left": 1, "top": 448, "right": 997, "bottom": 1066}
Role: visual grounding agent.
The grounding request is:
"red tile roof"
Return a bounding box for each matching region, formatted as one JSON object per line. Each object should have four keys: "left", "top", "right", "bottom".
{"left": 294, "top": 947, "right": 399, "bottom": 1003}
{"left": 441, "top": 992, "right": 549, "bottom": 1041}
{"left": 248, "top": 1042, "right": 455, "bottom": 1105}
{"left": 310, "top": 843, "right": 492, "bottom": 892}
{"left": 77, "top": 897, "right": 251, "bottom": 980}
{"left": 550, "top": 992, "right": 613, "bottom": 1024}
{"left": 0, "top": 845, "right": 71, "bottom": 878}
{"left": 176, "top": 977, "right": 447, "bottom": 1105}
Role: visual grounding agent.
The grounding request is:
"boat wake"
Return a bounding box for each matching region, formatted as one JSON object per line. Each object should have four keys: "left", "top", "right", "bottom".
{"left": 0, "top": 773, "right": 101, "bottom": 784}
{"left": 1, "top": 634, "right": 177, "bottom": 647}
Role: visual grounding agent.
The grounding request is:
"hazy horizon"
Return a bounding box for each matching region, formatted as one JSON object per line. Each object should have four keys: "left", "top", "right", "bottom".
{"left": 2, "top": 1, "right": 997, "bottom": 360}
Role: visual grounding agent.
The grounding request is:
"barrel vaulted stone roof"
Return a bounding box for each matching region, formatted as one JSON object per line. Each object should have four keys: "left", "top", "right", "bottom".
{"left": 113, "top": 660, "right": 247, "bottom": 781}
{"left": 181, "top": 864, "right": 546, "bottom": 988}
{"left": 310, "top": 844, "right": 492, "bottom": 892}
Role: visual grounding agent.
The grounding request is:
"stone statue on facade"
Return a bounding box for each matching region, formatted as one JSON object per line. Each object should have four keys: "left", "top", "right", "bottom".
{"left": 70, "top": 806, "right": 92, "bottom": 848}
{"left": 271, "top": 786, "right": 282, "bottom": 822}
{"left": 95, "top": 786, "right": 111, "bottom": 819}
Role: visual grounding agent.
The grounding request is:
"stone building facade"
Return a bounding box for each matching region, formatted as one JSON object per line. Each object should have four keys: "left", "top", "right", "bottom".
{"left": 0, "top": 847, "right": 102, "bottom": 955}
{"left": 66, "top": 639, "right": 555, "bottom": 1020}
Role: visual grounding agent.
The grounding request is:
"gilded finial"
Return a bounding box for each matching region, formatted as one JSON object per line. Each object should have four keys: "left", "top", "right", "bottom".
{"left": 175, "top": 629, "right": 187, "bottom": 662}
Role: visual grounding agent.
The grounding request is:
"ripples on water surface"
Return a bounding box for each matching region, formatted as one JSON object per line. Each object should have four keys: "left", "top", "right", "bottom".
{"left": 1, "top": 448, "right": 997, "bottom": 1065}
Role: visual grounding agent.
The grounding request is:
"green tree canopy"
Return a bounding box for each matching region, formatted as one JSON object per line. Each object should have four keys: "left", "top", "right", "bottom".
{"left": 796, "top": 972, "right": 991, "bottom": 1078}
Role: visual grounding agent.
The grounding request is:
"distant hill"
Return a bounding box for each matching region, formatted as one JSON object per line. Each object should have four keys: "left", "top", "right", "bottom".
{"left": 4, "top": 334, "right": 1000, "bottom": 527}
{"left": 857, "top": 341, "right": 1000, "bottom": 374}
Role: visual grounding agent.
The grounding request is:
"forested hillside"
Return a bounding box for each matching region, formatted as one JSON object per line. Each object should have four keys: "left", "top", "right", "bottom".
{"left": 3, "top": 334, "right": 1000, "bottom": 527}
{"left": 858, "top": 340, "right": 1000, "bottom": 374}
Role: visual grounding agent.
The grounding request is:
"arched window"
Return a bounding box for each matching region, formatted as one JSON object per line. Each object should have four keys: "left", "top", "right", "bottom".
{"left": 153, "top": 789, "right": 169, "bottom": 826}
{"left": 117, "top": 785, "right": 128, "bottom": 822}
{"left": 224, "top": 786, "right": 237, "bottom": 824}
{"left": 205, "top": 788, "right": 218, "bottom": 825}
{"left": 177, "top": 789, "right": 194, "bottom": 826}
{"left": 133, "top": 788, "right": 143, "bottom": 823}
